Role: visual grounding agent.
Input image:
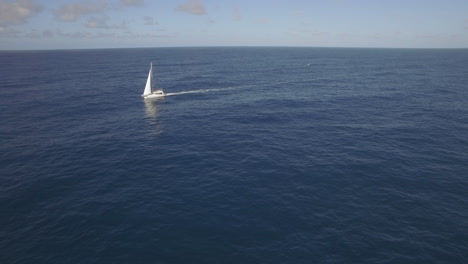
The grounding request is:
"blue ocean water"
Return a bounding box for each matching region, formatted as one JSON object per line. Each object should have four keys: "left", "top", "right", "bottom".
{"left": 1, "top": 47, "right": 467, "bottom": 264}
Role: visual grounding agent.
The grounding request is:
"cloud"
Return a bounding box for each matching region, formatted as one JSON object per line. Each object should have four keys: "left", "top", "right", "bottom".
{"left": 291, "top": 10, "right": 304, "bottom": 16}
{"left": 85, "top": 16, "right": 127, "bottom": 29}
{"left": 53, "top": 0, "right": 145, "bottom": 22}
{"left": 176, "top": 0, "right": 206, "bottom": 16}
{"left": 254, "top": 17, "right": 269, "bottom": 24}
{"left": 54, "top": 29, "right": 174, "bottom": 39}
{"left": 0, "top": 29, "right": 54, "bottom": 39}
{"left": 143, "top": 16, "right": 158, "bottom": 25}
{"left": 56, "top": 29, "right": 94, "bottom": 38}
{"left": 24, "top": 29, "right": 54, "bottom": 39}
{"left": 337, "top": 32, "right": 360, "bottom": 38}
{"left": 121, "top": 31, "right": 175, "bottom": 39}
{"left": 0, "top": 0, "right": 42, "bottom": 28}
{"left": 0, "top": 28, "right": 20, "bottom": 38}
{"left": 328, "top": 0, "right": 347, "bottom": 4}
{"left": 232, "top": 4, "right": 240, "bottom": 21}
{"left": 1, "top": 26, "right": 174, "bottom": 40}
{"left": 304, "top": 30, "right": 328, "bottom": 36}
{"left": 53, "top": 0, "right": 108, "bottom": 22}
{"left": 120, "top": 0, "right": 143, "bottom": 6}
{"left": 42, "top": 29, "right": 54, "bottom": 38}
{"left": 416, "top": 33, "right": 444, "bottom": 39}
{"left": 287, "top": 29, "right": 328, "bottom": 38}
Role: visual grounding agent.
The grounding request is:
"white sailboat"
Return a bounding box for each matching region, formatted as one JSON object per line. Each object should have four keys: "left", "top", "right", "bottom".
{"left": 142, "top": 62, "right": 165, "bottom": 98}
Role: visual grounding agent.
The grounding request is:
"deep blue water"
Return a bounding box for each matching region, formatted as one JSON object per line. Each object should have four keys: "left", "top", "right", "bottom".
{"left": 1, "top": 47, "right": 467, "bottom": 264}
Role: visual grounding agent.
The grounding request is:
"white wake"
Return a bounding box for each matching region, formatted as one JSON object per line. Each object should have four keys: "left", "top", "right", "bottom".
{"left": 163, "top": 81, "right": 291, "bottom": 97}
{"left": 164, "top": 86, "right": 241, "bottom": 97}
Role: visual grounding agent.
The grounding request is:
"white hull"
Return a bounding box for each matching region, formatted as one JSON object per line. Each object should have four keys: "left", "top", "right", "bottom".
{"left": 142, "top": 90, "right": 165, "bottom": 99}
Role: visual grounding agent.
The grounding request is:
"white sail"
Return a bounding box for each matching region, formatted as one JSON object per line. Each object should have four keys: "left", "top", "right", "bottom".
{"left": 142, "top": 62, "right": 165, "bottom": 98}
{"left": 142, "top": 62, "right": 153, "bottom": 96}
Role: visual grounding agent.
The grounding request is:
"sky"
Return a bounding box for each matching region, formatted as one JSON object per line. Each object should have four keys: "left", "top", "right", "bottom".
{"left": 1, "top": 0, "right": 468, "bottom": 50}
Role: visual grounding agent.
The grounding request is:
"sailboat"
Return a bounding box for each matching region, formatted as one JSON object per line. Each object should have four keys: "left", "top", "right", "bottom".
{"left": 142, "top": 62, "right": 165, "bottom": 98}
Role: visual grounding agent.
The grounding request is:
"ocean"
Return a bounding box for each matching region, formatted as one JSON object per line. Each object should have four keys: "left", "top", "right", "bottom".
{"left": 1, "top": 47, "right": 467, "bottom": 264}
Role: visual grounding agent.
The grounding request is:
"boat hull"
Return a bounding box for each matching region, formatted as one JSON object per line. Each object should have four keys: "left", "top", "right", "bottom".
{"left": 142, "top": 91, "right": 165, "bottom": 99}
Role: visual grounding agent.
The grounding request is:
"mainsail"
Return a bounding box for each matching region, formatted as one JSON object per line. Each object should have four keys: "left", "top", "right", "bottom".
{"left": 142, "top": 62, "right": 153, "bottom": 96}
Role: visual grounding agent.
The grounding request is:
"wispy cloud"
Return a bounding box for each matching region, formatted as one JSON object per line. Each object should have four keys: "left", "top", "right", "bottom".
{"left": 54, "top": 29, "right": 174, "bottom": 39}
{"left": 337, "top": 32, "right": 360, "bottom": 38}
{"left": 56, "top": 29, "right": 95, "bottom": 38}
{"left": 328, "top": 0, "right": 347, "bottom": 5}
{"left": 300, "top": 20, "right": 312, "bottom": 27}
{"left": 53, "top": 0, "right": 108, "bottom": 22}
{"left": 143, "top": 16, "right": 158, "bottom": 25}
{"left": 0, "top": 28, "right": 20, "bottom": 37}
{"left": 287, "top": 29, "right": 328, "bottom": 38}
{"left": 52, "top": 0, "right": 143, "bottom": 22}
{"left": 232, "top": 4, "right": 240, "bottom": 21}
{"left": 85, "top": 16, "right": 127, "bottom": 29}
{"left": 1, "top": 29, "right": 53, "bottom": 39}
{"left": 0, "top": 0, "right": 42, "bottom": 28}
{"left": 42, "top": 29, "right": 54, "bottom": 38}
{"left": 121, "top": 31, "right": 175, "bottom": 39}
{"left": 23, "top": 29, "right": 55, "bottom": 39}
{"left": 176, "top": 0, "right": 206, "bottom": 16}
{"left": 291, "top": 10, "right": 304, "bottom": 16}
{"left": 120, "top": 0, "right": 143, "bottom": 7}
{"left": 254, "top": 17, "right": 270, "bottom": 24}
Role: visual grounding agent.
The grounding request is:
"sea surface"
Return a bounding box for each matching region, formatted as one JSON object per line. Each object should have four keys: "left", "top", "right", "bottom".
{"left": 1, "top": 47, "right": 467, "bottom": 264}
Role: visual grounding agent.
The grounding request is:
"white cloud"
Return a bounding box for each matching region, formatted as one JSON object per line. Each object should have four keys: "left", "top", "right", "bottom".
{"left": 176, "top": 0, "right": 206, "bottom": 16}
{"left": 0, "top": 0, "right": 42, "bottom": 28}
{"left": 53, "top": 0, "right": 108, "bottom": 22}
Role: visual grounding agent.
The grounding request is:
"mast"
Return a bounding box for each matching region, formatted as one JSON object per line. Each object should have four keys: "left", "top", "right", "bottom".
{"left": 150, "top": 62, "right": 154, "bottom": 93}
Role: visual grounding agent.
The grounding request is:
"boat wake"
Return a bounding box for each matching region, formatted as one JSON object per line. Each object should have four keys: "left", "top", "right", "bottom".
{"left": 165, "top": 89, "right": 211, "bottom": 96}
{"left": 164, "top": 86, "right": 240, "bottom": 97}
{"left": 160, "top": 81, "right": 292, "bottom": 98}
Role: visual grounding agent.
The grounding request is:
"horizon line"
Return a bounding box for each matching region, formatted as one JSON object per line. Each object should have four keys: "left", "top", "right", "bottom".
{"left": 2, "top": 45, "right": 468, "bottom": 52}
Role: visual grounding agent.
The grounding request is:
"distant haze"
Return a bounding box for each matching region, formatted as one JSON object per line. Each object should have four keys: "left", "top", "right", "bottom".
{"left": 1, "top": 0, "right": 468, "bottom": 50}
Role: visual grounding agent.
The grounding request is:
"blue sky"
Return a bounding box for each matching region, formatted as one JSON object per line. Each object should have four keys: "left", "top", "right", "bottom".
{"left": 1, "top": 0, "right": 468, "bottom": 50}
